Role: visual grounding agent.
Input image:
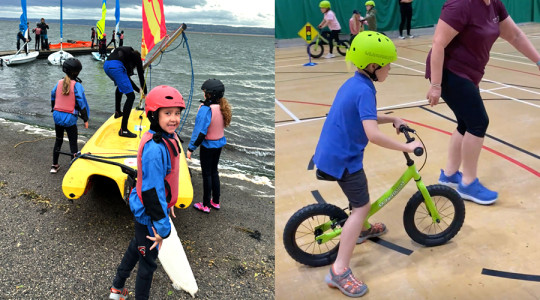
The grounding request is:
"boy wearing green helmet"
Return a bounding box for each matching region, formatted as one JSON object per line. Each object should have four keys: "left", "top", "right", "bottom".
{"left": 313, "top": 31, "right": 422, "bottom": 297}
{"left": 318, "top": 0, "right": 342, "bottom": 59}
{"left": 364, "top": 1, "right": 377, "bottom": 31}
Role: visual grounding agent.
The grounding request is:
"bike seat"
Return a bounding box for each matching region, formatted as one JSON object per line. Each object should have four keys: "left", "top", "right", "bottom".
{"left": 316, "top": 169, "right": 337, "bottom": 181}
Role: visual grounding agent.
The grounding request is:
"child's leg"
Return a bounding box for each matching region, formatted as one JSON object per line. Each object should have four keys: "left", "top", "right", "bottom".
{"left": 200, "top": 146, "right": 213, "bottom": 207}
{"left": 115, "top": 87, "right": 123, "bottom": 113}
{"left": 65, "top": 125, "right": 78, "bottom": 155}
{"left": 210, "top": 147, "right": 222, "bottom": 203}
{"left": 329, "top": 30, "right": 339, "bottom": 53}
{"left": 112, "top": 237, "right": 139, "bottom": 290}
{"left": 120, "top": 92, "right": 135, "bottom": 131}
{"left": 134, "top": 223, "right": 159, "bottom": 299}
{"left": 52, "top": 124, "right": 64, "bottom": 165}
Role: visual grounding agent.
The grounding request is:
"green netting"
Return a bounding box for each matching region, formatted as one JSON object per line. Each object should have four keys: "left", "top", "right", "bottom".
{"left": 276, "top": 0, "right": 539, "bottom": 39}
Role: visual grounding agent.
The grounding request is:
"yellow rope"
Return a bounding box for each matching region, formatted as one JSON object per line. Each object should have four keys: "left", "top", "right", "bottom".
{"left": 13, "top": 136, "right": 55, "bottom": 148}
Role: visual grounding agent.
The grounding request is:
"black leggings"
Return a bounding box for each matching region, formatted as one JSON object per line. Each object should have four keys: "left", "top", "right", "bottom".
{"left": 53, "top": 124, "right": 78, "bottom": 165}
{"left": 441, "top": 69, "right": 489, "bottom": 137}
{"left": 116, "top": 90, "right": 136, "bottom": 131}
{"left": 399, "top": 3, "right": 413, "bottom": 36}
{"left": 323, "top": 30, "right": 340, "bottom": 54}
{"left": 200, "top": 146, "right": 222, "bottom": 207}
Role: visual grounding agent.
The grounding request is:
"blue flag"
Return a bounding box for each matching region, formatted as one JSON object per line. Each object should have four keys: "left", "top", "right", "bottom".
{"left": 19, "top": 0, "right": 27, "bottom": 35}
{"left": 115, "top": 0, "right": 120, "bottom": 33}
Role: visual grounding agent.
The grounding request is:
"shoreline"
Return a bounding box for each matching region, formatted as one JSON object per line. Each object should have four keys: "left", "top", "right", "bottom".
{"left": 0, "top": 117, "right": 275, "bottom": 298}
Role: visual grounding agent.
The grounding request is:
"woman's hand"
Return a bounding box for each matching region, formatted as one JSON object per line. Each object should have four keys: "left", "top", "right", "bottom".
{"left": 426, "top": 85, "right": 442, "bottom": 106}
{"left": 147, "top": 227, "right": 163, "bottom": 251}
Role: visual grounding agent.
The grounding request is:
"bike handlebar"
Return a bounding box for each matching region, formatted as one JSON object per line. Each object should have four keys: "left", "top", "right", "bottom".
{"left": 399, "top": 125, "right": 424, "bottom": 157}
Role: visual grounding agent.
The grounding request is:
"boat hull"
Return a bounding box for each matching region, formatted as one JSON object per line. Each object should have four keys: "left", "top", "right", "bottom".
{"left": 91, "top": 52, "right": 108, "bottom": 61}
{"left": 62, "top": 108, "right": 194, "bottom": 209}
{"left": 1, "top": 52, "right": 39, "bottom": 66}
{"left": 48, "top": 50, "right": 74, "bottom": 65}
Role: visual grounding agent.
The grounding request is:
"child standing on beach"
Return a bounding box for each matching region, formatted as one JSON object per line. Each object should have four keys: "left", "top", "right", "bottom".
{"left": 109, "top": 85, "right": 185, "bottom": 300}
{"left": 313, "top": 31, "right": 422, "bottom": 297}
{"left": 187, "top": 79, "right": 232, "bottom": 213}
{"left": 318, "top": 0, "right": 342, "bottom": 59}
{"left": 50, "top": 58, "right": 89, "bottom": 174}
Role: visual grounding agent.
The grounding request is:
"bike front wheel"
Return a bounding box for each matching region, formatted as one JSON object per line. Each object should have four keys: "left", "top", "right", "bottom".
{"left": 336, "top": 40, "right": 349, "bottom": 56}
{"left": 283, "top": 203, "right": 348, "bottom": 267}
{"left": 403, "top": 185, "right": 465, "bottom": 246}
{"left": 307, "top": 41, "right": 324, "bottom": 58}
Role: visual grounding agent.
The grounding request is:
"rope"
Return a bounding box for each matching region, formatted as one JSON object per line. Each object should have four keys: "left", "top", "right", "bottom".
{"left": 178, "top": 31, "right": 194, "bottom": 135}
{"left": 13, "top": 136, "right": 55, "bottom": 148}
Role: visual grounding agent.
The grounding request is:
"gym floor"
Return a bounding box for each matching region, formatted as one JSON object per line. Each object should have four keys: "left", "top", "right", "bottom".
{"left": 275, "top": 24, "right": 540, "bottom": 299}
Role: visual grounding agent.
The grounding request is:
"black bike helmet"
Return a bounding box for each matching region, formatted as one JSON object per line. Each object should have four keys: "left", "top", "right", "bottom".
{"left": 62, "top": 58, "right": 82, "bottom": 77}
{"left": 201, "top": 78, "right": 225, "bottom": 100}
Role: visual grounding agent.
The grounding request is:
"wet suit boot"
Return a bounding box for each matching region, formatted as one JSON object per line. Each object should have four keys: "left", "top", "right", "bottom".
{"left": 118, "top": 92, "right": 137, "bottom": 138}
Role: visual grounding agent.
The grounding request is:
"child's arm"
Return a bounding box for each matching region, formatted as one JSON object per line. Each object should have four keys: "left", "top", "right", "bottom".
{"left": 74, "top": 83, "right": 89, "bottom": 128}
{"left": 187, "top": 106, "right": 212, "bottom": 155}
{"left": 363, "top": 118, "right": 422, "bottom": 152}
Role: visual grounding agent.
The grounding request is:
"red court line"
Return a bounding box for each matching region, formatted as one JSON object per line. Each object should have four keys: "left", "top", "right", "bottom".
{"left": 279, "top": 99, "right": 331, "bottom": 107}
{"left": 404, "top": 119, "right": 540, "bottom": 177}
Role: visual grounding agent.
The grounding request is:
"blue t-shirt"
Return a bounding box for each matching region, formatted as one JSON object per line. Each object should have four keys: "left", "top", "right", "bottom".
{"left": 313, "top": 72, "right": 377, "bottom": 179}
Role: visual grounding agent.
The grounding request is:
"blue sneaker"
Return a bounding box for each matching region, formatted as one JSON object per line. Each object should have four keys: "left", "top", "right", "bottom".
{"left": 438, "top": 169, "right": 462, "bottom": 189}
{"left": 458, "top": 178, "right": 498, "bottom": 205}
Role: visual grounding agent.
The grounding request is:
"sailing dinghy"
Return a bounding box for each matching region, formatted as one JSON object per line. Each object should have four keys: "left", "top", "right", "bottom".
{"left": 2, "top": 0, "right": 38, "bottom": 66}
{"left": 48, "top": 0, "right": 73, "bottom": 65}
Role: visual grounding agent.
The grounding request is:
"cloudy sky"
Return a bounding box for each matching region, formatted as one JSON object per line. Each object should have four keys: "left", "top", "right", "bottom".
{"left": 0, "top": 0, "right": 274, "bottom": 28}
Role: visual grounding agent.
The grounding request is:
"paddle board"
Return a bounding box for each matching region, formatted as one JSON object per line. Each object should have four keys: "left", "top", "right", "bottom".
{"left": 91, "top": 51, "right": 108, "bottom": 61}
{"left": 159, "top": 217, "right": 198, "bottom": 297}
{"left": 61, "top": 108, "right": 193, "bottom": 208}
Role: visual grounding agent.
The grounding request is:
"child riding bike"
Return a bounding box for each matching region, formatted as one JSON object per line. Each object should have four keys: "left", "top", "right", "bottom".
{"left": 317, "top": 0, "right": 342, "bottom": 59}
{"left": 313, "top": 31, "right": 422, "bottom": 297}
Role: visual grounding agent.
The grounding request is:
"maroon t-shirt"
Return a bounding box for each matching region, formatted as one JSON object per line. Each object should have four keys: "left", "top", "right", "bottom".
{"left": 425, "top": 0, "right": 509, "bottom": 85}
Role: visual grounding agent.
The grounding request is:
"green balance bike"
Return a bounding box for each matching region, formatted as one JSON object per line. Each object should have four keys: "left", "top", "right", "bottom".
{"left": 283, "top": 125, "right": 465, "bottom": 267}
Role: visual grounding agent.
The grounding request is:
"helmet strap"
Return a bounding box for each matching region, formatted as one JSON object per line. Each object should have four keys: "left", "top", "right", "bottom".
{"left": 363, "top": 65, "right": 381, "bottom": 82}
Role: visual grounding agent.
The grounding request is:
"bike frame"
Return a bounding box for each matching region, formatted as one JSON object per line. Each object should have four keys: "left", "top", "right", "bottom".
{"left": 315, "top": 161, "right": 441, "bottom": 244}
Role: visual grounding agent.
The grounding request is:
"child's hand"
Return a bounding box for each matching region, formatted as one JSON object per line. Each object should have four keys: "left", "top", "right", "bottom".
{"left": 406, "top": 140, "right": 423, "bottom": 153}
{"left": 147, "top": 227, "right": 163, "bottom": 251}
{"left": 186, "top": 150, "right": 192, "bottom": 160}
{"left": 392, "top": 119, "right": 407, "bottom": 134}
{"left": 84, "top": 121, "right": 89, "bottom": 129}
{"left": 170, "top": 206, "right": 176, "bottom": 218}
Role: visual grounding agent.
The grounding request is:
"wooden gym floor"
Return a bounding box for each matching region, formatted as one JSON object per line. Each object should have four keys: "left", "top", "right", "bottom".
{"left": 275, "top": 23, "right": 540, "bottom": 299}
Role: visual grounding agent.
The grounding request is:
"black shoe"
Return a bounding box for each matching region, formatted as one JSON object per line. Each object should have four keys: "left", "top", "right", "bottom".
{"left": 119, "top": 129, "right": 137, "bottom": 138}
{"left": 114, "top": 111, "right": 123, "bottom": 119}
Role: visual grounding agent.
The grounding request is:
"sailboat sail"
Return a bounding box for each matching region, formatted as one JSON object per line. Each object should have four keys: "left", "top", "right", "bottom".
{"left": 141, "top": 0, "right": 167, "bottom": 59}
{"left": 19, "top": 0, "right": 28, "bottom": 39}
{"left": 96, "top": 0, "right": 107, "bottom": 39}
{"left": 115, "top": 0, "right": 120, "bottom": 33}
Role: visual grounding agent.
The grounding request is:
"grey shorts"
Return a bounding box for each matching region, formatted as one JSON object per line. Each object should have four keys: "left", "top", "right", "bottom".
{"left": 337, "top": 169, "right": 370, "bottom": 208}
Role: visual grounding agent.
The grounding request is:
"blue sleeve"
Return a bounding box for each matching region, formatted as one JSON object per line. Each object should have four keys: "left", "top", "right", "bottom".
{"left": 188, "top": 106, "right": 212, "bottom": 151}
{"left": 358, "top": 93, "right": 377, "bottom": 121}
{"left": 51, "top": 84, "right": 57, "bottom": 102}
{"left": 140, "top": 142, "right": 172, "bottom": 238}
{"left": 74, "top": 82, "right": 90, "bottom": 118}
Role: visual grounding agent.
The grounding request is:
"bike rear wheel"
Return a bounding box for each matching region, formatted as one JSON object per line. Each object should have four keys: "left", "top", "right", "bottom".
{"left": 336, "top": 40, "right": 349, "bottom": 56}
{"left": 403, "top": 185, "right": 465, "bottom": 246}
{"left": 283, "top": 203, "right": 348, "bottom": 267}
{"left": 307, "top": 41, "right": 324, "bottom": 58}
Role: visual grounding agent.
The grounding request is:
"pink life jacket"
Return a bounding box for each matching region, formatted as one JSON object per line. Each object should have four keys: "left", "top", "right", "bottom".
{"left": 54, "top": 79, "right": 76, "bottom": 114}
{"left": 199, "top": 103, "right": 224, "bottom": 140}
{"left": 35, "top": 27, "right": 41, "bottom": 35}
{"left": 136, "top": 131, "right": 180, "bottom": 209}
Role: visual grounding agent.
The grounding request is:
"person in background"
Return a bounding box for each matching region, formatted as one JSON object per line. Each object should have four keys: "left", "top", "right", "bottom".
{"left": 364, "top": 1, "right": 377, "bottom": 32}
{"left": 315, "top": 31, "right": 422, "bottom": 298}
{"left": 118, "top": 30, "right": 124, "bottom": 47}
{"left": 108, "top": 85, "right": 185, "bottom": 300}
{"left": 398, "top": 0, "right": 414, "bottom": 39}
{"left": 318, "top": 0, "right": 342, "bottom": 59}
{"left": 349, "top": 10, "right": 363, "bottom": 44}
{"left": 103, "top": 46, "right": 148, "bottom": 138}
{"left": 50, "top": 58, "right": 89, "bottom": 174}
{"left": 38, "top": 18, "right": 49, "bottom": 50}
{"left": 32, "top": 23, "right": 41, "bottom": 51}
{"left": 107, "top": 29, "right": 117, "bottom": 49}
{"left": 426, "top": 0, "right": 540, "bottom": 205}
{"left": 91, "top": 27, "right": 96, "bottom": 48}
{"left": 187, "top": 79, "right": 232, "bottom": 213}
{"left": 98, "top": 33, "right": 107, "bottom": 59}
{"left": 16, "top": 24, "right": 28, "bottom": 54}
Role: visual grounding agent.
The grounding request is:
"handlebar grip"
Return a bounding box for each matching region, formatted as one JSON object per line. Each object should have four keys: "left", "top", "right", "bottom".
{"left": 414, "top": 147, "right": 424, "bottom": 157}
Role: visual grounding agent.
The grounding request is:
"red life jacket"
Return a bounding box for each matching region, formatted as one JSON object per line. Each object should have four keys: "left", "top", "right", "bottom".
{"left": 198, "top": 103, "right": 224, "bottom": 140}
{"left": 54, "top": 79, "right": 76, "bottom": 114}
{"left": 136, "top": 131, "right": 180, "bottom": 209}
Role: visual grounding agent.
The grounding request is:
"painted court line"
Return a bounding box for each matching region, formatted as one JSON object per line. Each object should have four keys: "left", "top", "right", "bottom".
{"left": 275, "top": 98, "right": 300, "bottom": 122}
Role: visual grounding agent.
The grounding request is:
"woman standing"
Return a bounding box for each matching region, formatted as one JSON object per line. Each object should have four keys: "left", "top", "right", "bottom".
{"left": 398, "top": 0, "right": 414, "bottom": 39}
{"left": 426, "top": 0, "right": 540, "bottom": 205}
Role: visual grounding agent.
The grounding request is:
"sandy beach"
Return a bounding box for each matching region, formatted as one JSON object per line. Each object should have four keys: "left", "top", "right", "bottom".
{"left": 0, "top": 119, "right": 274, "bottom": 299}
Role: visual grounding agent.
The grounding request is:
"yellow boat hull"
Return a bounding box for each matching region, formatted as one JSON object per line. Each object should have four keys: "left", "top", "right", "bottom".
{"left": 62, "top": 109, "right": 193, "bottom": 209}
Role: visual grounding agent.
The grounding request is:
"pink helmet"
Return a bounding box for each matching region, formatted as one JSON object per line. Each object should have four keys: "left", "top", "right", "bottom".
{"left": 103, "top": 33, "right": 107, "bottom": 37}
{"left": 145, "top": 85, "right": 185, "bottom": 116}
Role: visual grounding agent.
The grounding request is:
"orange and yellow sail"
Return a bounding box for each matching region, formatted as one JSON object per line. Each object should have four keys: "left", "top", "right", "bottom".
{"left": 141, "top": 0, "right": 167, "bottom": 59}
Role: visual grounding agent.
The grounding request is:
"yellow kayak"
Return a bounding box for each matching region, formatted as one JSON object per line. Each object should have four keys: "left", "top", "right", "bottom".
{"left": 62, "top": 108, "right": 193, "bottom": 209}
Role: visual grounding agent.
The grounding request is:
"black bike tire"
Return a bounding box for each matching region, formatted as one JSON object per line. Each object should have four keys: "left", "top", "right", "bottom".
{"left": 283, "top": 203, "right": 348, "bottom": 267}
{"left": 336, "top": 41, "right": 349, "bottom": 56}
{"left": 308, "top": 41, "right": 324, "bottom": 58}
{"left": 403, "top": 185, "right": 465, "bottom": 246}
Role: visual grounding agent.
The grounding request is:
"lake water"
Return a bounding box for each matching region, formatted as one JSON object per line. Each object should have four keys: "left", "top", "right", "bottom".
{"left": 0, "top": 19, "right": 275, "bottom": 188}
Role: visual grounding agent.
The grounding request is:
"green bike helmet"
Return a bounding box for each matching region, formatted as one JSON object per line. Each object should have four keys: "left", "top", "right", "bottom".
{"left": 346, "top": 31, "right": 397, "bottom": 69}
{"left": 365, "top": 1, "right": 375, "bottom": 7}
{"left": 319, "top": 1, "right": 331, "bottom": 9}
